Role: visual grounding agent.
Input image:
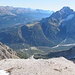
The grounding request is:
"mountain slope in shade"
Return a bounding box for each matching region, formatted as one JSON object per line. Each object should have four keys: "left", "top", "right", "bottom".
{"left": 35, "top": 46, "right": 75, "bottom": 59}
{"left": 0, "top": 22, "right": 54, "bottom": 47}
{"left": 21, "top": 24, "right": 54, "bottom": 46}
{"left": 40, "top": 6, "right": 75, "bottom": 45}
{"left": 47, "top": 46, "right": 75, "bottom": 59}
{"left": 0, "top": 42, "right": 19, "bottom": 60}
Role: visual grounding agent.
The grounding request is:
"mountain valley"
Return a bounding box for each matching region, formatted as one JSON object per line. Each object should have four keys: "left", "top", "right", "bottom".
{"left": 0, "top": 6, "right": 75, "bottom": 59}
{"left": 0, "top": 6, "right": 53, "bottom": 29}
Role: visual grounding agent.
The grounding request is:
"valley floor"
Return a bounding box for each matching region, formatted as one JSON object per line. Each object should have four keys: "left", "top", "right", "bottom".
{"left": 0, "top": 57, "right": 75, "bottom": 75}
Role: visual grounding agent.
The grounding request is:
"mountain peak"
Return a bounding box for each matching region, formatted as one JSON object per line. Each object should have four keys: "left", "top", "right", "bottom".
{"left": 61, "top": 6, "right": 70, "bottom": 10}
{"left": 60, "top": 6, "right": 74, "bottom": 13}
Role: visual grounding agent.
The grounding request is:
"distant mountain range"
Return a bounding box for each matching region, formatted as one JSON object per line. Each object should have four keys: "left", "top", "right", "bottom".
{"left": 0, "top": 6, "right": 75, "bottom": 46}
{"left": 0, "top": 6, "right": 53, "bottom": 28}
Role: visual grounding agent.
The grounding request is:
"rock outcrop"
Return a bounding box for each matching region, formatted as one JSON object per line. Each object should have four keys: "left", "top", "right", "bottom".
{"left": 0, "top": 42, "right": 19, "bottom": 60}
{"left": 0, "top": 57, "right": 75, "bottom": 75}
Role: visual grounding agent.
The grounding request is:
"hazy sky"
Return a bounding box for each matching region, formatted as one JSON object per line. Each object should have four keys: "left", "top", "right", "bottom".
{"left": 0, "top": 0, "right": 74, "bottom": 11}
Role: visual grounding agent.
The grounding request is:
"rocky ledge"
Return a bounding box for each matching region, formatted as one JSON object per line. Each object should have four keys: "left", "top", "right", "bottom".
{"left": 0, "top": 57, "right": 75, "bottom": 75}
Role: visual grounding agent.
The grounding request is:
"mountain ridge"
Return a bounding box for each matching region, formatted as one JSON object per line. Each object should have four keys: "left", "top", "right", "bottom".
{"left": 0, "top": 42, "right": 19, "bottom": 60}
{"left": 0, "top": 6, "right": 75, "bottom": 56}
{"left": 0, "top": 6, "right": 53, "bottom": 29}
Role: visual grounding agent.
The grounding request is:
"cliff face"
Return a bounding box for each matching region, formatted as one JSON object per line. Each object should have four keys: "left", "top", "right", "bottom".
{"left": 0, "top": 42, "right": 19, "bottom": 60}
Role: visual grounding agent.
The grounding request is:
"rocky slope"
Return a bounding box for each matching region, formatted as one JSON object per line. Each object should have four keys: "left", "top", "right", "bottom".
{"left": 40, "top": 6, "right": 75, "bottom": 44}
{"left": 47, "top": 46, "right": 75, "bottom": 59}
{"left": 0, "top": 57, "right": 75, "bottom": 75}
{"left": 0, "top": 42, "right": 19, "bottom": 60}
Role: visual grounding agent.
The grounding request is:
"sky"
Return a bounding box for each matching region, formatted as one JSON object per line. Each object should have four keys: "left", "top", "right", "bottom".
{"left": 0, "top": 0, "right": 75, "bottom": 11}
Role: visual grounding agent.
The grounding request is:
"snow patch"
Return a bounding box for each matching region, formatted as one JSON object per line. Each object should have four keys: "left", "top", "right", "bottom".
{"left": 52, "top": 38, "right": 75, "bottom": 49}
{"left": 0, "top": 70, "right": 9, "bottom": 75}
{"left": 52, "top": 45, "right": 59, "bottom": 48}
